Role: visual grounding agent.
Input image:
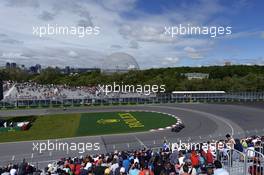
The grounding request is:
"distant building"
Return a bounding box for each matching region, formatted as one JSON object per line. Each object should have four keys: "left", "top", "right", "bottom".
{"left": 101, "top": 52, "right": 140, "bottom": 74}
{"left": 5, "top": 62, "right": 10, "bottom": 69}
{"left": 224, "top": 61, "right": 231, "bottom": 66}
{"left": 183, "top": 72, "right": 209, "bottom": 80}
{"left": 3, "top": 62, "right": 100, "bottom": 75}
{"left": 10, "top": 62, "right": 17, "bottom": 69}
{"left": 5, "top": 62, "right": 17, "bottom": 69}
{"left": 64, "top": 66, "right": 70, "bottom": 74}
{"left": 35, "top": 64, "right": 41, "bottom": 71}
{"left": 62, "top": 67, "right": 100, "bottom": 74}
{"left": 29, "top": 64, "right": 42, "bottom": 74}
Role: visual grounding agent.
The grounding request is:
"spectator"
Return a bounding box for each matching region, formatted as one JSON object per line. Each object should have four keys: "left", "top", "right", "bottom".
{"left": 190, "top": 150, "right": 199, "bottom": 170}
{"left": 120, "top": 167, "right": 127, "bottom": 175}
{"left": 129, "top": 163, "right": 140, "bottom": 175}
{"left": 234, "top": 139, "right": 243, "bottom": 152}
{"left": 180, "top": 164, "right": 191, "bottom": 175}
{"left": 214, "top": 160, "right": 229, "bottom": 175}
{"left": 0, "top": 134, "right": 263, "bottom": 175}
{"left": 248, "top": 157, "right": 263, "bottom": 175}
{"left": 10, "top": 165, "right": 17, "bottom": 175}
{"left": 169, "top": 149, "right": 179, "bottom": 165}
{"left": 139, "top": 164, "right": 154, "bottom": 175}
{"left": 122, "top": 156, "right": 130, "bottom": 173}
{"left": 179, "top": 160, "right": 197, "bottom": 175}
{"left": 110, "top": 159, "right": 119, "bottom": 174}
{"left": 206, "top": 149, "right": 214, "bottom": 164}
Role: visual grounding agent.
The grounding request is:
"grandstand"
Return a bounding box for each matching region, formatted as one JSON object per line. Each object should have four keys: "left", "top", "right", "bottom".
{"left": 2, "top": 82, "right": 156, "bottom": 101}
{"left": 1, "top": 81, "right": 264, "bottom": 108}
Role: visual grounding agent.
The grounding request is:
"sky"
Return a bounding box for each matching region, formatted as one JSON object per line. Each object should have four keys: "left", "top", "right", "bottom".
{"left": 0, "top": 0, "right": 263, "bottom": 69}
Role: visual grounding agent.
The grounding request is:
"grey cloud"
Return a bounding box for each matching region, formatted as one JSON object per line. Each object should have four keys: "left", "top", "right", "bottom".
{"left": 0, "top": 39, "right": 23, "bottom": 45}
{"left": 79, "top": 11, "right": 92, "bottom": 21}
{"left": 0, "top": 34, "right": 8, "bottom": 38}
{"left": 77, "top": 19, "right": 93, "bottom": 27}
{"left": 38, "top": 11, "right": 56, "bottom": 21}
{"left": 52, "top": 0, "right": 81, "bottom": 12}
{"left": 129, "top": 40, "right": 139, "bottom": 49}
{"left": 111, "top": 45, "right": 123, "bottom": 49}
{"left": 51, "top": 1, "right": 94, "bottom": 27}
{"left": 5, "top": 0, "right": 39, "bottom": 8}
{"left": 99, "top": 0, "right": 137, "bottom": 12}
{"left": 77, "top": 11, "right": 94, "bottom": 27}
{"left": 0, "top": 33, "right": 24, "bottom": 45}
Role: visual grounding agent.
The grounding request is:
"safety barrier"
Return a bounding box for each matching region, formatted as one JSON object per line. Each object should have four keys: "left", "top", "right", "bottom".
{"left": 246, "top": 149, "right": 264, "bottom": 175}
{"left": 215, "top": 148, "right": 264, "bottom": 175}
{"left": 1, "top": 91, "right": 264, "bottom": 109}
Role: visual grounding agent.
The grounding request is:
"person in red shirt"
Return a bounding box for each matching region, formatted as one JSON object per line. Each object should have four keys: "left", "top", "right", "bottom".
{"left": 75, "top": 164, "right": 82, "bottom": 175}
{"left": 69, "top": 163, "right": 75, "bottom": 172}
{"left": 190, "top": 150, "right": 199, "bottom": 169}
{"left": 139, "top": 164, "right": 154, "bottom": 175}
{"left": 206, "top": 149, "right": 214, "bottom": 164}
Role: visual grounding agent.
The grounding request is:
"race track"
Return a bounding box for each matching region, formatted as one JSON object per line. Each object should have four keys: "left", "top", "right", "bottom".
{"left": 0, "top": 103, "right": 263, "bottom": 168}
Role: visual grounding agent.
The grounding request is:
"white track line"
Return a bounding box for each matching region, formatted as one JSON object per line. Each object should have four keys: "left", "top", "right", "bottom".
{"left": 134, "top": 135, "right": 147, "bottom": 149}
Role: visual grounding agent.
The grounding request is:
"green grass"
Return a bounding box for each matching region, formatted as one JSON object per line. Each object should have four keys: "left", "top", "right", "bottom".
{"left": 77, "top": 112, "right": 176, "bottom": 136}
{"left": 0, "top": 114, "right": 80, "bottom": 142}
{"left": 0, "top": 112, "right": 176, "bottom": 143}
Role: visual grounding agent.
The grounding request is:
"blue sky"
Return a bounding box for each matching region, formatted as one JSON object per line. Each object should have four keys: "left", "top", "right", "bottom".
{"left": 0, "top": 0, "right": 263, "bottom": 68}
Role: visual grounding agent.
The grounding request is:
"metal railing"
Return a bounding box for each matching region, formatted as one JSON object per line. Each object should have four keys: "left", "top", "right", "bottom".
{"left": 1, "top": 92, "right": 264, "bottom": 110}
{"left": 246, "top": 149, "right": 264, "bottom": 175}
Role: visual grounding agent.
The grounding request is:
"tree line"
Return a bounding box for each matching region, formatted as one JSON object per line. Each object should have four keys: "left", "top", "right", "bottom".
{"left": 1, "top": 65, "right": 264, "bottom": 92}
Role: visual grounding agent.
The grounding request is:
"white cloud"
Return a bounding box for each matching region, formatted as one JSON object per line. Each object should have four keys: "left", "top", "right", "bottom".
{"left": 0, "top": 0, "right": 260, "bottom": 68}
{"left": 68, "top": 50, "right": 78, "bottom": 57}
{"left": 99, "top": 0, "right": 137, "bottom": 12}
{"left": 184, "top": 46, "right": 203, "bottom": 59}
{"left": 162, "top": 57, "right": 180, "bottom": 66}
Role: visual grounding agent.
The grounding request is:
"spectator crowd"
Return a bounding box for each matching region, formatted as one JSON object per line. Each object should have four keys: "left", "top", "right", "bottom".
{"left": 0, "top": 134, "right": 263, "bottom": 175}
{"left": 2, "top": 82, "right": 156, "bottom": 101}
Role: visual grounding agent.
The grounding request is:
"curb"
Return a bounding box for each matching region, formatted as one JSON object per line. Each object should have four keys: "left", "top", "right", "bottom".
{"left": 123, "top": 110, "right": 183, "bottom": 132}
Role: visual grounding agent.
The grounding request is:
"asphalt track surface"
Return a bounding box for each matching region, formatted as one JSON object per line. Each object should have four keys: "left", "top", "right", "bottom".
{"left": 0, "top": 103, "right": 263, "bottom": 168}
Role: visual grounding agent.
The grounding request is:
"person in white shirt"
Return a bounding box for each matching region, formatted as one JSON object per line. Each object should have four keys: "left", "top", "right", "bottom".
{"left": 110, "top": 159, "right": 119, "bottom": 173}
{"left": 10, "top": 167, "right": 17, "bottom": 175}
{"left": 178, "top": 152, "right": 185, "bottom": 166}
{"left": 214, "top": 160, "right": 229, "bottom": 175}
